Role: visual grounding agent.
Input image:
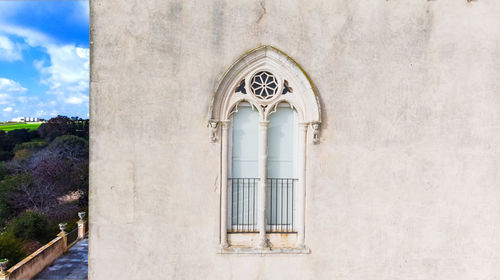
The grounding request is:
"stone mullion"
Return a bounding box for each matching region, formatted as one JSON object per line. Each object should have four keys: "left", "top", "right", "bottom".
{"left": 258, "top": 120, "right": 270, "bottom": 248}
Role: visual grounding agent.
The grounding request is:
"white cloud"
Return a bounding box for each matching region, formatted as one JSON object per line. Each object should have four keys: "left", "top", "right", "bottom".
{"left": 0, "top": 35, "right": 22, "bottom": 61}
{"left": 43, "top": 46, "right": 88, "bottom": 86}
{"left": 3, "top": 107, "right": 12, "bottom": 112}
{"left": 0, "top": 94, "right": 11, "bottom": 105}
{"left": 0, "top": 23, "right": 53, "bottom": 47}
{"left": 17, "top": 96, "right": 38, "bottom": 104}
{"left": 38, "top": 45, "right": 89, "bottom": 104}
{"left": 0, "top": 78, "right": 26, "bottom": 107}
{"left": 0, "top": 18, "right": 88, "bottom": 120}
{"left": 65, "top": 95, "right": 87, "bottom": 105}
{"left": 0, "top": 78, "right": 27, "bottom": 93}
{"left": 33, "top": 109, "right": 57, "bottom": 117}
{"left": 0, "top": 24, "right": 88, "bottom": 109}
{"left": 17, "top": 96, "right": 27, "bottom": 103}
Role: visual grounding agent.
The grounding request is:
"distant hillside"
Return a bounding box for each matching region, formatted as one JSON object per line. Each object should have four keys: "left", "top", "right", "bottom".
{"left": 0, "top": 122, "right": 42, "bottom": 131}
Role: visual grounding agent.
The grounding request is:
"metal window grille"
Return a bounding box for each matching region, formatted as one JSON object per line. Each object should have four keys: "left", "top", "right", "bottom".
{"left": 266, "top": 178, "right": 296, "bottom": 233}
{"left": 228, "top": 178, "right": 259, "bottom": 233}
{"left": 228, "top": 178, "right": 297, "bottom": 233}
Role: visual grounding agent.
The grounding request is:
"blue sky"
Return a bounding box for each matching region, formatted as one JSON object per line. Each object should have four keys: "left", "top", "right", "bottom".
{"left": 0, "top": 0, "right": 89, "bottom": 121}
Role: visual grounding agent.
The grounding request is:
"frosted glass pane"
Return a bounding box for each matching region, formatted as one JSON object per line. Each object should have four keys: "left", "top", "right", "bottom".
{"left": 266, "top": 107, "right": 297, "bottom": 230}
{"left": 231, "top": 106, "right": 259, "bottom": 178}
{"left": 231, "top": 106, "right": 259, "bottom": 229}
{"left": 267, "top": 107, "right": 296, "bottom": 178}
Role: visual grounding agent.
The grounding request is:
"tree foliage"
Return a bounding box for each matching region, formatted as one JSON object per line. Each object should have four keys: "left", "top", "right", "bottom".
{"left": 37, "top": 115, "right": 89, "bottom": 141}
{"left": 0, "top": 232, "right": 26, "bottom": 268}
{"left": 1, "top": 136, "right": 88, "bottom": 221}
{"left": 0, "top": 174, "right": 34, "bottom": 225}
{"left": 0, "top": 116, "right": 89, "bottom": 257}
{"left": 0, "top": 129, "right": 39, "bottom": 161}
{"left": 7, "top": 211, "right": 57, "bottom": 244}
{"left": 13, "top": 140, "right": 48, "bottom": 154}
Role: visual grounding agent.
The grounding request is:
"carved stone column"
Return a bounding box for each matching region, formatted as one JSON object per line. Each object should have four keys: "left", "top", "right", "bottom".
{"left": 258, "top": 120, "right": 270, "bottom": 248}
{"left": 220, "top": 120, "right": 230, "bottom": 248}
{"left": 296, "top": 122, "right": 308, "bottom": 248}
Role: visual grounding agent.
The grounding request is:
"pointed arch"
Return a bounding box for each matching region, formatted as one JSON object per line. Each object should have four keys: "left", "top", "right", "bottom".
{"left": 208, "top": 46, "right": 321, "bottom": 143}
{"left": 211, "top": 46, "right": 319, "bottom": 253}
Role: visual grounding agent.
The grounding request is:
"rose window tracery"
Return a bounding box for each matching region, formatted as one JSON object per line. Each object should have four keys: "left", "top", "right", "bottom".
{"left": 250, "top": 71, "right": 278, "bottom": 100}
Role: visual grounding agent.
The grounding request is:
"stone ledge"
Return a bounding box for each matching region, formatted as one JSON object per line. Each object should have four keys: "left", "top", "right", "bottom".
{"left": 217, "top": 246, "right": 311, "bottom": 255}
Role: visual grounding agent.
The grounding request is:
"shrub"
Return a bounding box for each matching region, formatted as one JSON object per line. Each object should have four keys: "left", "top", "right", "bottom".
{"left": 37, "top": 116, "right": 72, "bottom": 141}
{"left": 46, "top": 202, "right": 81, "bottom": 230}
{"left": 7, "top": 211, "right": 57, "bottom": 244}
{"left": 0, "top": 174, "right": 37, "bottom": 225}
{"left": 6, "top": 129, "right": 31, "bottom": 144}
{"left": 0, "top": 232, "right": 27, "bottom": 269}
{"left": 0, "top": 175, "right": 28, "bottom": 225}
{"left": 48, "top": 135, "right": 88, "bottom": 159}
{"left": 13, "top": 140, "right": 48, "bottom": 153}
{"left": 37, "top": 116, "right": 88, "bottom": 140}
{"left": 13, "top": 149, "right": 30, "bottom": 161}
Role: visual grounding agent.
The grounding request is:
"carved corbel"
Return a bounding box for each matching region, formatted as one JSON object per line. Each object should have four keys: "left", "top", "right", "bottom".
{"left": 311, "top": 122, "right": 321, "bottom": 144}
{"left": 208, "top": 120, "right": 219, "bottom": 143}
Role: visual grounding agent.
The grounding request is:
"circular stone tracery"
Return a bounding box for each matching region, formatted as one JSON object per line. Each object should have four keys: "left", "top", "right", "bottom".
{"left": 250, "top": 71, "right": 278, "bottom": 100}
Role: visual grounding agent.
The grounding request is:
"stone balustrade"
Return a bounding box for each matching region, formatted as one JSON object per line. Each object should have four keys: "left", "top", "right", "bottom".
{"left": 0, "top": 213, "right": 87, "bottom": 280}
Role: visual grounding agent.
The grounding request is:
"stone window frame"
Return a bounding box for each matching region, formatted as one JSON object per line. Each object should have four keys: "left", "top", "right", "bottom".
{"left": 208, "top": 46, "right": 321, "bottom": 254}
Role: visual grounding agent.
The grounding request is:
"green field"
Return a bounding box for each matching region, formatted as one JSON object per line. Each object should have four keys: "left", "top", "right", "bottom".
{"left": 0, "top": 122, "right": 42, "bottom": 131}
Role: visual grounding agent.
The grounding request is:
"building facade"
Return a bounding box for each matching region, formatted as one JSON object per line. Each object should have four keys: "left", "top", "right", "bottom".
{"left": 90, "top": 1, "right": 500, "bottom": 279}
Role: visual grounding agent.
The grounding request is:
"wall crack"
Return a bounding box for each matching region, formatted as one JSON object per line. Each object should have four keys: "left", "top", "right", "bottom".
{"left": 256, "top": 0, "right": 266, "bottom": 24}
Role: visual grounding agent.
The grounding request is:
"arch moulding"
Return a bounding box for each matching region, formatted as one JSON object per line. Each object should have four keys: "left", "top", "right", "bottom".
{"left": 208, "top": 45, "right": 322, "bottom": 144}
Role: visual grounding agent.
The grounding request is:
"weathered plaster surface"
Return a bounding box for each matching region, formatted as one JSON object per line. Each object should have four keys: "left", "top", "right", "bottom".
{"left": 90, "top": 0, "right": 500, "bottom": 279}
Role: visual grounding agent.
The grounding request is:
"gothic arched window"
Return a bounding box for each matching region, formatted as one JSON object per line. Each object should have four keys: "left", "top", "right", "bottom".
{"left": 208, "top": 46, "right": 321, "bottom": 253}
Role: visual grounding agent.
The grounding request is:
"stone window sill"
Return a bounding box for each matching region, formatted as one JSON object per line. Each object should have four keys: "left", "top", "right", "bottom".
{"left": 217, "top": 246, "right": 310, "bottom": 255}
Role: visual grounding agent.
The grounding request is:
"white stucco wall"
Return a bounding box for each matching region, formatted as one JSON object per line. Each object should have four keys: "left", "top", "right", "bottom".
{"left": 89, "top": 0, "right": 500, "bottom": 279}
